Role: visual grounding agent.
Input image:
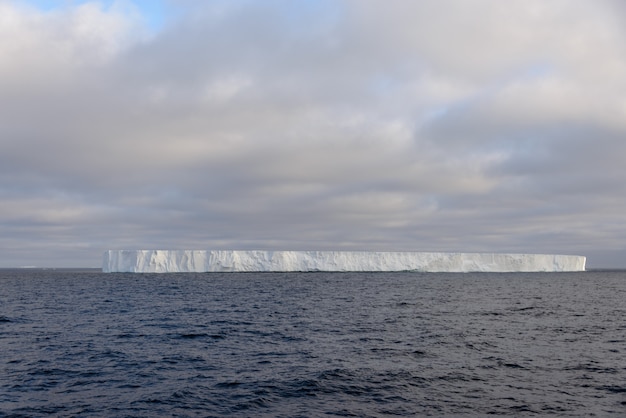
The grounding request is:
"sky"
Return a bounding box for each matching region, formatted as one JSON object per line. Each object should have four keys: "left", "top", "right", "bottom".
{"left": 2, "top": 0, "right": 626, "bottom": 268}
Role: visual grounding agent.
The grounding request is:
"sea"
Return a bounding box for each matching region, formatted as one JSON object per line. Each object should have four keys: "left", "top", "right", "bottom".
{"left": 1, "top": 269, "right": 625, "bottom": 417}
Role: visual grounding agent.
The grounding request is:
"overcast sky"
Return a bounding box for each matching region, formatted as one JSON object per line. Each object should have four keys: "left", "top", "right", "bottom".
{"left": 2, "top": 0, "right": 626, "bottom": 268}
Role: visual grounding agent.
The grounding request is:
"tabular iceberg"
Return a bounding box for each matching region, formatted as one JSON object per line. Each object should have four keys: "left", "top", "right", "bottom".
{"left": 102, "top": 250, "right": 586, "bottom": 273}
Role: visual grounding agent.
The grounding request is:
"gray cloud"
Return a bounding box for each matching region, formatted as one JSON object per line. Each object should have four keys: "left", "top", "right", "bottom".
{"left": 1, "top": 0, "right": 625, "bottom": 267}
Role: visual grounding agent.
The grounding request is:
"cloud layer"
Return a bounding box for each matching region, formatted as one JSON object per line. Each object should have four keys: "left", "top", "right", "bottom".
{"left": 2, "top": 0, "right": 626, "bottom": 267}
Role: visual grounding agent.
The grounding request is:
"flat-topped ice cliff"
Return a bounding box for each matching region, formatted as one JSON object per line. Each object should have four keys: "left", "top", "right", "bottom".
{"left": 102, "top": 250, "right": 586, "bottom": 273}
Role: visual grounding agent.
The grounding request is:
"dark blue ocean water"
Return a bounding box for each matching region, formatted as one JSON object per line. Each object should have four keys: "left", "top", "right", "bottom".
{"left": 1, "top": 270, "right": 626, "bottom": 417}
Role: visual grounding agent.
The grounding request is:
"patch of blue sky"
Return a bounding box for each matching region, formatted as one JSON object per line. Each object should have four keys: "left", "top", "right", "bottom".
{"left": 23, "top": 0, "right": 171, "bottom": 32}
{"left": 130, "top": 0, "right": 169, "bottom": 31}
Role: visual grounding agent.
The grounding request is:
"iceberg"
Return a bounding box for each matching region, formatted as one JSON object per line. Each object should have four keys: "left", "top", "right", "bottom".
{"left": 102, "top": 250, "right": 586, "bottom": 273}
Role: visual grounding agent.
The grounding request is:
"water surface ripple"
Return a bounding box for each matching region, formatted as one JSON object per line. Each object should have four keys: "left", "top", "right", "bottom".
{"left": 1, "top": 270, "right": 625, "bottom": 416}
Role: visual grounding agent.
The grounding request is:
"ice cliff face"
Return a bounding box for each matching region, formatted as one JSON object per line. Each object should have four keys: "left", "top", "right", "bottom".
{"left": 102, "top": 250, "right": 586, "bottom": 273}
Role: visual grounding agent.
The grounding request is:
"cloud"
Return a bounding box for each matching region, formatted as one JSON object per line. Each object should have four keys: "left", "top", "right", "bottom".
{"left": 1, "top": 0, "right": 626, "bottom": 267}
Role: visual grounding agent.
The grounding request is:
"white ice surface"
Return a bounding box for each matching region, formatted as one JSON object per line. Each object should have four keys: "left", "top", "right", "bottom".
{"left": 102, "top": 250, "right": 586, "bottom": 273}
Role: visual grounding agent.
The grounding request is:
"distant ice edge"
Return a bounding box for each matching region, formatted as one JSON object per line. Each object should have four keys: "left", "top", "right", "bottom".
{"left": 102, "top": 250, "right": 586, "bottom": 273}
